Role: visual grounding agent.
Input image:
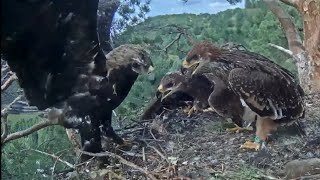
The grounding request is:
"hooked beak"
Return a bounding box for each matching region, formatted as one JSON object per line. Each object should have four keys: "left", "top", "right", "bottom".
{"left": 158, "top": 84, "right": 181, "bottom": 102}
{"left": 148, "top": 65, "right": 154, "bottom": 73}
{"left": 157, "top": 84, "right": 165, "bottom": 93}
{"left": 182, "top": 59, "right": 201, "bottom": 74}
{"left": 182, "top": 59, "right": 193, "bottom": 68}
{"left": 160, "top": 88, "right": 177, "bottom": 101}
{"left": 191, "top": 61, "right": 202, "bottom": 76}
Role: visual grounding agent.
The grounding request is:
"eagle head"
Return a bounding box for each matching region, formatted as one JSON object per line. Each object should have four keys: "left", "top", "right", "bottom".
{"left": 157, "top": 71, "right": 187, "bottom": 101}
{"left": 182, "top": 42, "right": 221, "bottom": 75}
{"left": 106, "top": 44, "right": 154, "bottom": 75}
{"left": 130, "top": 48, "right": 154, "bottom": 75}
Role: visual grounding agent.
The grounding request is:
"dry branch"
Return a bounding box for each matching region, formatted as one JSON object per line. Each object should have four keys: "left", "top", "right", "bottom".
{"left": 268, "top": 43, "right": 293, "bottom": 56}
{"left": 79, "top": 150, "right": 157, "bottom": 180}
{"left": 160, "top": 33, "right": 183, "bottom": 53}
{"left": 1, "top": 95, "right": 23, "bottom": 115}
{"left": 263, "top": 0, "right": 304, "bottom": 55}
{"left": 30, "top": 149, "right": 74, "bottom": 168}
{"left": 1, "top": 73, "right": 17, "bottom": 92}
{"left": 1, "top": 114, "right": 65, "bottom": 145}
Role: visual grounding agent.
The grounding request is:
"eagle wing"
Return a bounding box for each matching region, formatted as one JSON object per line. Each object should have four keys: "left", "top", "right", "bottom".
{"left": 2, "top": 0, "right": 103, "bottom": 110}
{"left": 228, "top": 68, "right": 304, "bottom": 121}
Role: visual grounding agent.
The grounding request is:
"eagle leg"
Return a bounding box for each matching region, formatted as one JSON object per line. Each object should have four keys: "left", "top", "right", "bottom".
{"left": 240, "top": 117, "right": 277, "bottom": 151}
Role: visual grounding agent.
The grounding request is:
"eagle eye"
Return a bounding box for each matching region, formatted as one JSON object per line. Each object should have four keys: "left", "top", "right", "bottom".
{"left": 187, "top": 54, "right": 198, "bottom": 61}
{"left": 167, "top": 82, "right": 174, "bottom": 87}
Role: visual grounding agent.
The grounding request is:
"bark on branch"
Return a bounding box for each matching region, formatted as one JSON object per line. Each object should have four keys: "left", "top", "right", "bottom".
{"left": 1, "top": 73, "right": 17, "bottom": 92}
{"left": 1, "top": 118, "right": 63, "bottom": 145}
{"left": 263, "top": 0, "right": 304, "bottom": 55}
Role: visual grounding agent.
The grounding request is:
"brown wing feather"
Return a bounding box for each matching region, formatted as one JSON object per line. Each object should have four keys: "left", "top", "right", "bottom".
{"left": 228, "top": 68, "right": 304, "bottom": 121}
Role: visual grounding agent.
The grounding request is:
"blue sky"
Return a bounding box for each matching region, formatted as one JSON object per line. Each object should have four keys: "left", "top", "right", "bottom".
{"left": 147, "top": 0, "right": 245, "bottom": 17}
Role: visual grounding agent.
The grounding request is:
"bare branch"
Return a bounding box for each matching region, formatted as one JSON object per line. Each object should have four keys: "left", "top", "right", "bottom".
{"left": 268, "top": 43, "right": 293, "bottom": 56}
{"left": 79, "top": 150, "right": 157, "bottom": 180}
{"left": 1, "top": 117, "right": 63, "bottom": 145}
{"left": 263, "top": 0, "right": 304, "bottom": 55}
{"left": 1, "top": 73, "right": 17, "bottom": 92}
{"left": 163, "top": 33, "right": 183, "bottom": 53}
{"left": 30, "top": 149, "right": 74, "bottom": 168}
{"left": 1, "top": 95, "right": 23, "bottom": 115}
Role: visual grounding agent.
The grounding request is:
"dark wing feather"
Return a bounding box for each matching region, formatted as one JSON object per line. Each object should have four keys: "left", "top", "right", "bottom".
{"left": 2, "top": 0, "right": 102, "bottom": 109}
{"left": 228, "top": 68, "right": 304, "bottom": 121}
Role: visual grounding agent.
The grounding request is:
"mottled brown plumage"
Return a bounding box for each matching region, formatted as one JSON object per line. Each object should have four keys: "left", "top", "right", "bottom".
{"left": 183, "top": 42, "right": 305, "bottom": 150}
{"left": 157, "top": 71, "right": 217, "bottom": 117}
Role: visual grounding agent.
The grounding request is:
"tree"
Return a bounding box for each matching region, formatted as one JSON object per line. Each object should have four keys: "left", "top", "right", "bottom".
{"left": 263, "top": 0, "right": 320, "bottom": 93}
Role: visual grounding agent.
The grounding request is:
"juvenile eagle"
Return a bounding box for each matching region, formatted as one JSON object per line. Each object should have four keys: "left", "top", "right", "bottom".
{"left": 2, "top": 0, "right": 153, "bottom": 156}
{"left": 183, "top": 42, "right": 305, "bottom": 151}
{"left": 157, "top": 71, "right": 214, "bottom": 117}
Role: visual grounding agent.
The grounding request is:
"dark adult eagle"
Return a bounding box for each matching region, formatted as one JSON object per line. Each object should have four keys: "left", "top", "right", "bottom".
{"left": 2, "top": 0, "right": 153, "bottom": 156}
{"left": 182, "top": 42, "right": 305, "bottom": 151}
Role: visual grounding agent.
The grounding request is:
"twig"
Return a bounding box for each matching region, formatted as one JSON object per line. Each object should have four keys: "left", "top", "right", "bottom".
{"left": 30, "top": 149, "right": 74, "bottom": 168}
{"left": 1, "top": 95, "right": 22, "bottom": 115}
{"left": 74, "top": 157, "right": 95, "bottom": 167}
{"left": 1, "top": 118, "right": 62, "bottom": 145}
{"left": 78, "top": 150, "right": 157, "bottom": 180}
{"left": 52, "top": 153, "right": 64, "bottom": 180}
{"left": 1, "top": 73, "right": 17, "bottom": 92}
{"left": 268, "top": 43, "right": 293, "bottom": 56}
{"left": 147, "top": 144, "right": 169, "bottom": 163}
{"left": 163, "top": 33, "right": 183, "bottom": 53}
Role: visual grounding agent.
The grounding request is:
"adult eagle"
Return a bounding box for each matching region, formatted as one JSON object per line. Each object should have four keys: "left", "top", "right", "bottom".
{"left": 2, "top": 0, "right": 154, "bottom": 155}
{"left": 183, "top": 42, "right": 305, "bottom": 151}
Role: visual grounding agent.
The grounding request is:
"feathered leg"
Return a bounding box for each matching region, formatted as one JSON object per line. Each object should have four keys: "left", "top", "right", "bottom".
{"left": 240, "top": 117, "right": 277, "bottom": 151}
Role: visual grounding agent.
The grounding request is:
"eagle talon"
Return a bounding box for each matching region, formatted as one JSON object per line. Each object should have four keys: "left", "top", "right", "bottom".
{"left": 183, "top": 105, "right": 192, "bottom": 113}
{"left": 187, "top": 106, "right": 197, "bottom": 117}
{"left": 240, "top": 141, "right": 261, "bottom": 151}
{"left": 240, "top": 136, "right": 266, "bottom": 151}
{"left": 226, "top": 124, "right": 253, "bottom": 133}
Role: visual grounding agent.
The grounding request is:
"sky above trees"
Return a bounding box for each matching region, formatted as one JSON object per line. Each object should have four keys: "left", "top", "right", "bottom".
{"left": 147, "top": 0, "right": 245, "bottom": 16}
